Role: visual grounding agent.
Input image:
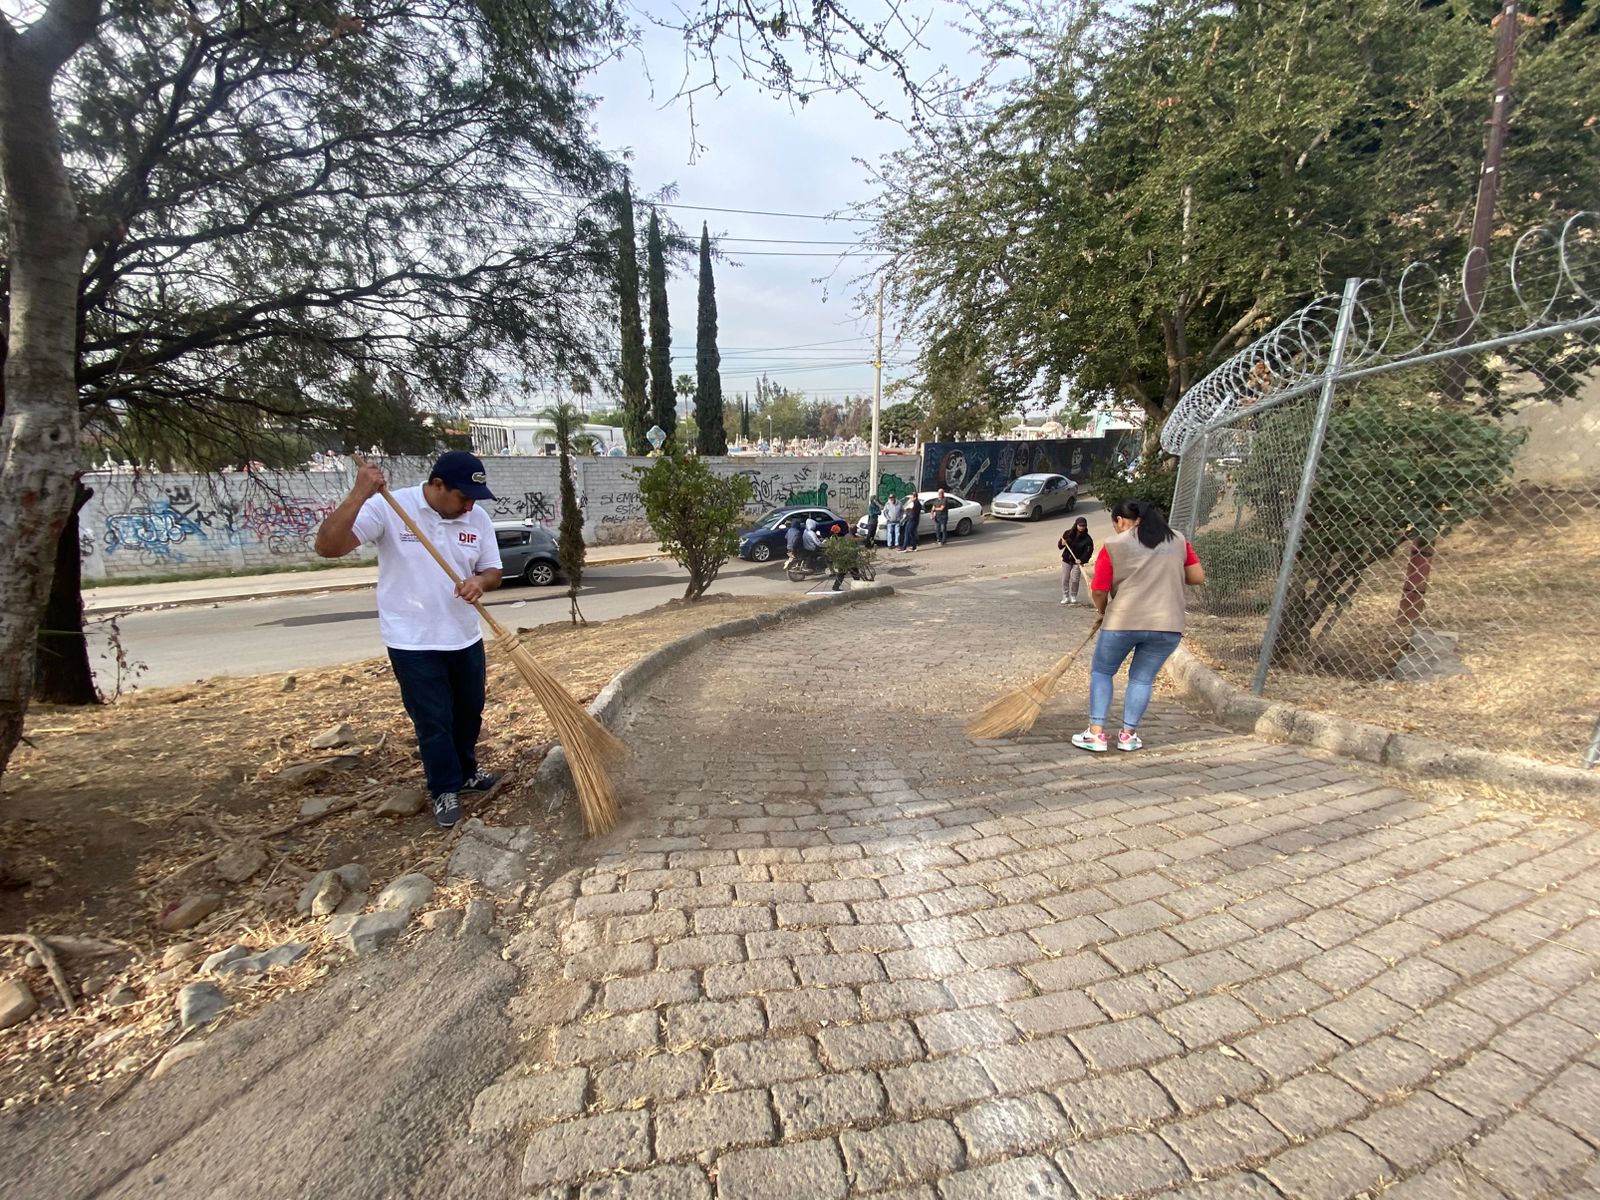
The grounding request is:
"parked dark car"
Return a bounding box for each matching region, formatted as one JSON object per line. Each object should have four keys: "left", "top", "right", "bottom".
{"left": 737, "top": 506, "right": 849, "bottom": 563}
{"left": 493, "top": 521, "right": 562, "bottom": 586}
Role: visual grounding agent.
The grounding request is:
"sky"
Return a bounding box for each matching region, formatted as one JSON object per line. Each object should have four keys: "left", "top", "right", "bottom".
{"left": 565, "top": 2, "right": 989, "bottom": 419}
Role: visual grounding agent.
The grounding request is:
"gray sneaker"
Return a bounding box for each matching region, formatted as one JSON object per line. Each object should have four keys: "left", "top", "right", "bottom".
{"left": 461, "top": 770, "right": 502, "bottom": 793}
{"left": 431, "top": 792, "right": 464, "bottom": 829}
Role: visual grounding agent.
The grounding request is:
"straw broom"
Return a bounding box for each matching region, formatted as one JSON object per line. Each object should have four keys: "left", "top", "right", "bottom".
{"left": 357, "top": 459, "right": 624, "bottom": 835}
{"left": 966, "top": 619, "right": 1101, "bottom": 739}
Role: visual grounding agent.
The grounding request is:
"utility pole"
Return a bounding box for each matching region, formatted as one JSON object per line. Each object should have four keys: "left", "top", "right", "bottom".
{"left": 1443, "top": 0, "right": 1519, "bottom": 405}
{"left": 1402, "top": 0, "right": 1518, "bottom": 640}
{"left": 870, "top": 280, "right": 884, "bottom": 505}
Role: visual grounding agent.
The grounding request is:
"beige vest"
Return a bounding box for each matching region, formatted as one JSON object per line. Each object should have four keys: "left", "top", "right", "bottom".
{"left": 1102, "top": 529, "right": 1188, "bottom": 633}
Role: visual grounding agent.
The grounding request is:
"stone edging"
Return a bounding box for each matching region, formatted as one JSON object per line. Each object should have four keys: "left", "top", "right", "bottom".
{"left": 1166, "top": 645, "right": 1600, "bottom": 808}
{"left": 532, "top": 584, "right": 897, "bottom": 814}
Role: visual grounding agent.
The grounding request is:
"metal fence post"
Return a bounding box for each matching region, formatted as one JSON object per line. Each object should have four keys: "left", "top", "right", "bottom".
{"left": 1173, "top": 431, "right": 1210, "bottom": 537}
{"left": 1251, "top": 277, "right": 1363, "bottom": 696}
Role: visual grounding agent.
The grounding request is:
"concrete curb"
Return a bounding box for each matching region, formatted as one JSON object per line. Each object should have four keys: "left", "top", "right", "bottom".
{"left": 533, "top": 584, "right": 897, "bottom": 818}
{"left": 1166, "top": 646, "right": 1600, "bottom": 808}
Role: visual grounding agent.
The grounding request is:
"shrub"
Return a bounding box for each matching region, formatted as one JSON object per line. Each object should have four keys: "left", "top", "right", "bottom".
{"left": 820, "top": 535, "right": 876, "bottom": 578}
{"left": 1085, "top": 454, "right": 1177, "bottom": 512}
{"left": 634, "top": 449, "right": 754, "bottom": 599}
{"left": 1191, "top": 529, "right": 1280, "bottom": 615}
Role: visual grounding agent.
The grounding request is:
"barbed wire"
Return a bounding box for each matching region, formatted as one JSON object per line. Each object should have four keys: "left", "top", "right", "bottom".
{"left": 1163, "top": 211, "right": 1600, "bottom": 455}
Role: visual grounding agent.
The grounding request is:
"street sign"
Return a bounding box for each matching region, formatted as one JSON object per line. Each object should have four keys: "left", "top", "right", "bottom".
{"left": 646, "top": 425, "right": 667, "bottom": 450}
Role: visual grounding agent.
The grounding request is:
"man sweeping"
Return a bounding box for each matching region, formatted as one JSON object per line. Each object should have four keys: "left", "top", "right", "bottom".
{"left": 315, "top": 451, "right": 504, "bottom": 829}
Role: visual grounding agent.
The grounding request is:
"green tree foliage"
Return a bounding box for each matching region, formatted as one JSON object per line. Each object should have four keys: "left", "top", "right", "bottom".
{"left": 646, "top": 208, "right": 676, "bottom": 442}
{"left": 634, "top": 447, "right": 753, "bottom": 599}
{"left": 870, "top": 0, "right": 1600, "bottom": 447}
{"left": 879, "top": 401, "right": 924, "bottom": 443}
{"left": 615, "top": 180, "right": 650, "bottom": 455}
{"left": 1229, "top": 387, "right": 1523, "bottom": 665}
{"left": 695, "top": 223, "right": 728, "bottom": 455}
{"left": 538, "top": 400, "right": 590, "bottom": 624}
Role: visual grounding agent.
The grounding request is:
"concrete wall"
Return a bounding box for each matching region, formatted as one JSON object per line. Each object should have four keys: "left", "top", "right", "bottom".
{"left": 1506, "top": 373, "right": 1600, "bottom": 488}
{"left": 79, "top": 453, "right": 926, "bottom": 580}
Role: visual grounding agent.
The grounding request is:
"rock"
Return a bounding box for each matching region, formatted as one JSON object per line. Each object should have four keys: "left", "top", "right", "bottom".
{"left": 277, "top": 761, "right": 330, "bottom": 787}
{"left": 332, "top": 863, "right": 371, "bottom": 892}
{"left": 309, "top": 874, "right": 346, "bottom": 917}
{"left": 298, "top": 795, "right": 343, "bottom": 819}
{"left": 449, "top": 837, "right": 525, "bottom": 892}
{"left": 42, "top": 935, "right": 127, "bottom": 960}
{"left": 202, "top": 945, "right": 252, "bottom": 976}
{"left": 333, "top": 911, "right": 409, "bottom": 956}
{"left": 461, "top": 898, "right": 495, "bottom": 937}
{"left": 376, "top": 873, "right": 434, "bottom": 914}
{"left": 160, "top": 942, "right": 206, "bottom": 968}
{"left": 176, "top": 982, "right": 228, "bottom": 1030}
{"left": 152, "top": 1042, "right": 207, "bottom": 1078}
{"left": 255, "top": 886, "right": 297, "bottom": 911}
{"left": 149, "top": 962, "right": 198, "bottom": 989}
{"left": 459, "top": 818, "right": 516, "bottom": 848}
{"left": 214, "top": 842, "right": 268, "bottom": 884}
{"left": 421, "top": 909, "right": 461, "bottom": 934}
{"left": 23, "top": 951, "right": 42, "bottom": 970}
{"left": 339, "top": 673, "right": 356, "bottom": 685}
{"left": 296, "top": 870, "right": 345, "bottom": 915}
{"left": 322, "top": 753, "right": 362, "bottom": 772}
{"left": 104, "top": 984, "right": 139, "bottom": 1008}
{"left": 373, "top": 787, "right": 427, "bottom": 819}
{"left": 157, "top": 893, "right": 223, "bottom": 932}
{"left": 333, "top": 890, "right": 369, "bottom": 916}
{"left": 325, "top": 914, "right": 359, "bottom": 939}
{"left": 279, "top": 675, "right": 297, "bottom": 693}
{"left": 0, "top": 979, "right": 39, "bottom": 1030}
{"left": 214, "top": 942, "right": 310, "bottom": 977}
{"left": 308, "top": 722, "right": 354, "bottom": 750}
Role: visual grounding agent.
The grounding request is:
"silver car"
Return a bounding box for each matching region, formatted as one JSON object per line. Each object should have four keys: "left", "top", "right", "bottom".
{"left": 492, "top": 521, "right": 562, "bottom": 586}
{"left": 990, "top": 473, "right": 1079, "bottom": 521}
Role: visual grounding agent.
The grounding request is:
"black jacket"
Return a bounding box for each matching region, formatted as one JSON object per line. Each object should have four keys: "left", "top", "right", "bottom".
{"left": 1060, "top": 529, "right": 1094, "bottom": 565}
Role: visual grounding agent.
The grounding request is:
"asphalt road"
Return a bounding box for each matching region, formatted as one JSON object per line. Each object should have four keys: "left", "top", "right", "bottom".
{"left": 89, "top": 508, "right": 1106, "bottom": 690}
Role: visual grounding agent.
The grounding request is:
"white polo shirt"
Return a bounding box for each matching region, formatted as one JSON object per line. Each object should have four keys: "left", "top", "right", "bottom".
{"left": 351, "top": 485, "right": 503, "bottom": 651}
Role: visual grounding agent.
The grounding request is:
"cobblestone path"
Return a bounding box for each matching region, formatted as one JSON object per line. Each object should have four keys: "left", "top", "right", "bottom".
{"left": 494, "top": 578, "right": 1600, "bottom": 1199}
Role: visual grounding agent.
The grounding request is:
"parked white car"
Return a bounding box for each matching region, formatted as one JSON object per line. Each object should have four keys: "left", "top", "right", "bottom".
{"left": 856, "top": 491, "right": 983, "bottom": 541}
{"left": 989, "top": 473, "right": 1079, "bottom": 521}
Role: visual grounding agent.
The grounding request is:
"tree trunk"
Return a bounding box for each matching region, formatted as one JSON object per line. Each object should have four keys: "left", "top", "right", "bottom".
{"left": 0, "top": 6, "right": 100, "bottom": 780}
{"left": 34, "top": 480, "right": 98, "bottom": 704}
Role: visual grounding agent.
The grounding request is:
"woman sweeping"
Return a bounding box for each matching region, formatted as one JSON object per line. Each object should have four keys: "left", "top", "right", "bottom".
{"left": 1072, "top": 499, "right": 1205, "bottom": 753}
{"left": 1057, "top": 516, "right": 1094, "bottom": 605}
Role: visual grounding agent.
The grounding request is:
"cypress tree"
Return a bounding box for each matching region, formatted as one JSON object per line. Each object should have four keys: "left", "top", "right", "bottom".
{"left": 694, "top": 223, "right": 727, "bottom": 455}
{"left": 646, "top": 208, "right": 676, "bottom": 442}
{"left": 616, "top": 180, "right": 648, "bottom": 455}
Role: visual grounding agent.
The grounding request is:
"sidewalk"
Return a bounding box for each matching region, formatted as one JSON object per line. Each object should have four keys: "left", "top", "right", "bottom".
{"left": 82, "top": 540, "right": 665, "bottom": 614}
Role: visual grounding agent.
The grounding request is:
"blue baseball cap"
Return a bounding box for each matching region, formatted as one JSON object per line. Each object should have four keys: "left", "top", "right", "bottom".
{"left": 429, "top": 450, "right": 496, "bottom": 500}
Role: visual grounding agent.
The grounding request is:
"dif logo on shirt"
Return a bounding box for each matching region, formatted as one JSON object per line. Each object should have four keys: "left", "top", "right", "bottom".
{"left": 458, "top": 531, "right": 478, "bottom": 546}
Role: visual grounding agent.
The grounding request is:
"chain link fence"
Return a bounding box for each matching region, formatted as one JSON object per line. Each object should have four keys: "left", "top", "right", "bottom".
{"left": 1167, "top": 216, "right": 1600, "bottom": 768}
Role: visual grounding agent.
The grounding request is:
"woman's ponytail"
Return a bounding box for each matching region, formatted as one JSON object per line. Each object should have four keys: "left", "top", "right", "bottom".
{"left": 1110, "top": 498, "right": 1176, "bottom": 549}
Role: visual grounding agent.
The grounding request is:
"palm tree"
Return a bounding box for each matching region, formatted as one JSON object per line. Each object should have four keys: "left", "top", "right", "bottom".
{"left": 537, "top": 400, "right": 589, "bottom": 624}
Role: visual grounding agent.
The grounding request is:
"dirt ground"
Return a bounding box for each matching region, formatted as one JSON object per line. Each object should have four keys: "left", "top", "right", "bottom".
{"left": 0, "top": 592, "right": 792, "bottom": 1110}
{"left": 1187, "top": 490, "right": 1600, "bottom": 767}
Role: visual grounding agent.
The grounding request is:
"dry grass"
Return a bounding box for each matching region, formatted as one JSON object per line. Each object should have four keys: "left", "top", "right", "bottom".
{"left": 1187, "top": 491, "right": 1600, "bottom": 767}
{"left": 0, "top": 592, "right": 792, "bottom": 1109}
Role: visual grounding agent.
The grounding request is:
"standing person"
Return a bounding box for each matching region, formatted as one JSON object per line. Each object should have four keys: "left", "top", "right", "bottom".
{"left": 1058, "top": 516, "right": 1094, "bottom": 606}
{"left": 865, "top": 493, "right": 882, "bottom": 544}
{"left": 883, "top": 493, "right": 902, "bottom": 549}
{"left": 901, "top": 491, "right": 922, "bottom": 552}
{"left": 931, "top": 488, "right": 950, "bottom": 545}
{"left": 315, "top": 452, "right": 504, "bottom": 828}
{"left": 1072, "top": 500, "right": 1205, "bottom": 754}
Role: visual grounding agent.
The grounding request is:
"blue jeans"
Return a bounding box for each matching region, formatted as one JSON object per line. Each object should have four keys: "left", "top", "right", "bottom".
{"left": 388, "top": 641, "right": 486, "bottom": 796}
{"left": 902, "top": 518, "right": 919, "bottom": 549}
{"left": 934, "top": 515, "right": 948, "bottom": 544}
{"left": 1089, "top": 629, "right": 1182, "bottom": 730}
{"left": 886, "top": 521, "right": 900, "bottom": 548}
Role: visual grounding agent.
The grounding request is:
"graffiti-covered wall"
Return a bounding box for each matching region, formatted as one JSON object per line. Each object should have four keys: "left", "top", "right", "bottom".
{"left": 80, "top": 454, "right": 924, "bottom": 580}
{"left": 919, "top": 436, "right": 1137, "bottom": 507}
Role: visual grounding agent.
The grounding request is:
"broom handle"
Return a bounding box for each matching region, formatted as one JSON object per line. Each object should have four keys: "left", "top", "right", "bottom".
{"left": 1041, "top": 620, "right": 1102, "bottom": 690}
{"left": 351, "top": 455, "right": 514, "bottom": 644}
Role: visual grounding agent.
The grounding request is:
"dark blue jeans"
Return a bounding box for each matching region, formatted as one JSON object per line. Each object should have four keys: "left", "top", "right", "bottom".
{"left": 388, "top": 640, "right": 486, "bottom": 797}
{"left": 934, "top": 515, "right": 948, "bottom": 544}
{"left": 902, "top": 518, "right": 919, "bottom": 549}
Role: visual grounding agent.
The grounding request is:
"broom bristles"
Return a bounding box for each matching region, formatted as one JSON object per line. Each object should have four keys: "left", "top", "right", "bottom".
{"left": 498, "top": 635, "right": 624, "bottom": 836}
{"left": 965, "top": 624, "right": 1100, "bottom": 740}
